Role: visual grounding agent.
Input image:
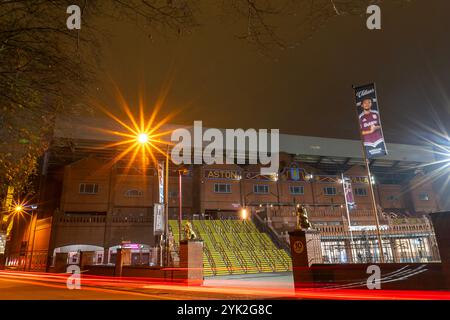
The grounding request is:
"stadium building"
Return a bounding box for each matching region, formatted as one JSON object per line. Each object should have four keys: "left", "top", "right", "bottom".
{"left": 2, "top": 117, "right": 445, "bottom": 275}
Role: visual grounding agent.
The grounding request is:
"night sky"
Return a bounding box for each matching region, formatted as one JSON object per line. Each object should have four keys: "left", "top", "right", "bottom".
{"left": 93, "top": 0, "right": 450, "bottom": 146}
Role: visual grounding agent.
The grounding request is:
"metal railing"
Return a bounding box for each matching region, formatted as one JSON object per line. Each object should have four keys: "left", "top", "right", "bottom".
{"left": 58, "top": 216, "right": 105, "bottom": 224}
{"left": 252, "top": 211, "right": 292, "bottom": 253}
{"left": 203, "top": 245, "right": 217, "bottom": 276}
{"left": 319, "top": 230, "right": 441, "bottom": 264}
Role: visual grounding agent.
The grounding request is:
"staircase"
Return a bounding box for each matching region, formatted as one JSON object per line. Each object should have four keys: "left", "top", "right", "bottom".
{"left": 169, "top": 219, "right": 292, "bottom": 277}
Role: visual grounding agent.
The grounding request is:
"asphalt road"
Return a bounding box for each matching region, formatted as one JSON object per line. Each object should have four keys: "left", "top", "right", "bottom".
{"left": 0, "top": 270, "right": 295, "bottom": 300}
{"left": 1, "top": 270, "right": 449, "bottom": 300}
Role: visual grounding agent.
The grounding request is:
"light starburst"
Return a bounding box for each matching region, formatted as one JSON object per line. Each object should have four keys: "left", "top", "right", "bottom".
{"left": 88, "top": 84, "right": 182, "bottom": 175}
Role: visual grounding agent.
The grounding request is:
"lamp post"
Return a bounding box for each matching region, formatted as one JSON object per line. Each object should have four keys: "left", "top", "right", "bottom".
{"left": 10, "top": 204, "right": 36, "bottom": 270}
{"left": 135, "top": 132, "right": 172, "bottom": 267}
{"left": 177, "top": 168, "right": 188, "bottom": 243}
{"left": 27, "top": 205, "right": 38, "bottom": 271}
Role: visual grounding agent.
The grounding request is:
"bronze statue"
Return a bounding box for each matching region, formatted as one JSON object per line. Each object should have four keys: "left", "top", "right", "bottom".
{"left": 295, "top": 205, "right": 311, "bottom": 230}
{"left": 183, "top": 221, "right": 197, "bottom": 240}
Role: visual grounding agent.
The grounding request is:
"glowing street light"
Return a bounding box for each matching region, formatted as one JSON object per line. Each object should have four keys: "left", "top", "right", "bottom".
{"left": 137, "top": 132, "right": 149, "bottom": 144}
{"left": 14, "top": 205, "right": 23, "bottom": 214}
{"left": 241, "top": 208, "right": 248, "bottom": 220}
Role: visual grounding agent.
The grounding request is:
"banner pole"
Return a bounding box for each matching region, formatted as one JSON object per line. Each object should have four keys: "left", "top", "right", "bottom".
{"left": 352, "top": 84, "right": 384, "bottom": 263}
{"left": 363, "top": 155, "right": 384, "bottom": 263}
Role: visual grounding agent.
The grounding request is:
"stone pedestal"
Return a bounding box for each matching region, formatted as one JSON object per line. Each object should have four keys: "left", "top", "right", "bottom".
{"left": 179, "top": 240, "right": 204, "bottom": 286}
{"left": 430, "top": 211, "right": 450, "bottom": 290}
{"left": 288, "top": 229, "right": 321, "bottom": 288}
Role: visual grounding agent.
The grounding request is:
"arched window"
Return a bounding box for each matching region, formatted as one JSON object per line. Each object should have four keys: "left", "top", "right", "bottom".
{"left": 125, "top": 189, "right": 143, "bottom": 197}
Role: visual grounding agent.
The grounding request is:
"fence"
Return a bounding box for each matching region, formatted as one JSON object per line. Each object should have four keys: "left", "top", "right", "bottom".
{"left": 318, "top": 228, "right": 441, "bottom": 264}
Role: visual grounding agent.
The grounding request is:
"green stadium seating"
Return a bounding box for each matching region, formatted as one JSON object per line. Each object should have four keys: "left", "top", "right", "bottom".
{"left": 168, "top": 219, "right": 292, "bottom": 277}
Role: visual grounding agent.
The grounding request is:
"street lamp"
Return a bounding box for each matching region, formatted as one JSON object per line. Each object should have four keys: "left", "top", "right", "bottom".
{"left": 177, "top": 168, "right": 188, "bottom": 243}
{"left": 94, "top": 100, "right": 177, "bottom": 267}
{"left": 14, "top": 205, "right": 23, "bottom": 214}
{"left": 134, "top": 131, "right": 171, "bottom": 266}
{"left": 10, "top": 202, "right": 36, "bottom": 270}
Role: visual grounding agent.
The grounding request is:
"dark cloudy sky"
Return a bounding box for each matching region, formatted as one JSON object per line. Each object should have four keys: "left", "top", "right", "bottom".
{"left": 93, "top": 0, "right": 450, "bottom": 146}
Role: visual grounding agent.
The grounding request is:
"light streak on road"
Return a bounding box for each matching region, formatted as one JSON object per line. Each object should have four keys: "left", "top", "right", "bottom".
{"left": 0, "top": 270, "right": 449, "bottom": 300}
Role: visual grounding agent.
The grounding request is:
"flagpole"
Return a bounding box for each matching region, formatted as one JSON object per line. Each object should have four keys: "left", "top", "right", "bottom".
{"left": 352, "top": 84, "right": 384, "bottom": 263}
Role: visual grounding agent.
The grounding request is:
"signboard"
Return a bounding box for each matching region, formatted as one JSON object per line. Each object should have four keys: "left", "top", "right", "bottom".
{"left": 153, "top": 203, "right": 164, "bottom": 235}
{"left": 204, "top": 169, "right": 240, "bottom": 180}
{"left": 0, "top": 231, "right": 6, "bottom": 254}
{"left": 350, "top": 176, "right": 370, "bottom": 184}
{"left": 157, "top": 161, "right": 164, "bottom": 204}
{"left": 354, "top": 83, "right": 388, "bottom": 159}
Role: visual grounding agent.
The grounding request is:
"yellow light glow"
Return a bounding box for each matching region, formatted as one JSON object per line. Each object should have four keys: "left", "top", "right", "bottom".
{"left": 241, "top": 208, "right": 248, "bottom": 220}
{"left": 14, "top": 205, "right": 23, "bottom": 213}
{"left": 137, "top": 133, "right": 149, "bottom": 144}
{"left": 88, "top": 83, "right": 182, "bottom": 174}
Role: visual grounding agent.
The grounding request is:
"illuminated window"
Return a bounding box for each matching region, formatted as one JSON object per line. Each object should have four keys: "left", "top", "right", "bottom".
{"left": 253, "top": 185, "right": 269, "bottom": 194}
{"left": 125, "top": 189, "right": 143, "bottom": 197}
{"left": 323, "top": 187, "right": 336, "bottom": 196}
{"left": 79, "top": 183, "right": 99, "bottom": 194}
{"left": 354, "top": 188, "right": 368, "bottom": 196}
{"left": 419, "top": 193, "right": 429, "bottom": 201}
{"left": 214, "top": 183, "right": 231, "bottom": 193}
{"left": 289, "top": 185, "right": 304, "bottom": 195}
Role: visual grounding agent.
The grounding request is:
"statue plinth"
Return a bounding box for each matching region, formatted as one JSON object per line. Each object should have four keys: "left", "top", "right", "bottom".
{"left": 179, "top": 240, "right": 204, "bottom": 286}
{"left": 288, "top": 228, "right": 322, "bottom": 289}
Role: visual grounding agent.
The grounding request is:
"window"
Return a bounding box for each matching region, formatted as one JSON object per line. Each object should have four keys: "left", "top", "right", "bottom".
{"left": 253, "top": 185, "right": 269, "bottom": 194}
{"left": 169, "top": 190, "right": 179, "bottom": 197}
{"left": 323, "top": 187, "right": 336, "bottom": 196}
{"left": 419, "top": 193, "right": 429, "bottom": 201}
{"left": 290, "top": 185, "right": 304, "bottom": 195}
{"left": 79, "top": 183, "right": 99, "bottom": 194}
{"left": 387, "top": 195, "right": 398, "bottom": 201}
{"left": 214, "top": 183, "right": 231, "bottom": 193}
{"left": 125, "top": 189, "right": 143, "bottom": 197}
{"left": 354, "top": 188, "right": 368, "bottom": 196}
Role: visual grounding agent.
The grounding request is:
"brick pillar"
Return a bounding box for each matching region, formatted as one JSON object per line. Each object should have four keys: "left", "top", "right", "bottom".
{"left": 430, "top": 211, "right": 450, "bottom": 290}
{"left": 179, "top": 240, "right": 203, "bottom": 286}
{"left": 114, "top": 248, "right": 123, "bottom": 277}
{"left": 289, "top": 229, "right": 320, "bottom": 288}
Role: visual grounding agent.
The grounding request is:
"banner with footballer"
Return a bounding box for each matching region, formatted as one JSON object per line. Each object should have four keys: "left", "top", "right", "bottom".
{"left": 354, "top": 83, "right": 388, "bottom": 158}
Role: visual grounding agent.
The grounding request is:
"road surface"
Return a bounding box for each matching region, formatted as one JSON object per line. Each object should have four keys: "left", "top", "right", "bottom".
{"left": 1, "top": 270, "right": 449, "bottom": 300}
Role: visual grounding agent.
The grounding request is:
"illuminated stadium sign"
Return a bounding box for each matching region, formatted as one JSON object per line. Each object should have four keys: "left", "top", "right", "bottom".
{"left": 204, "top": 169, "right": 241, "bottom": 180}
